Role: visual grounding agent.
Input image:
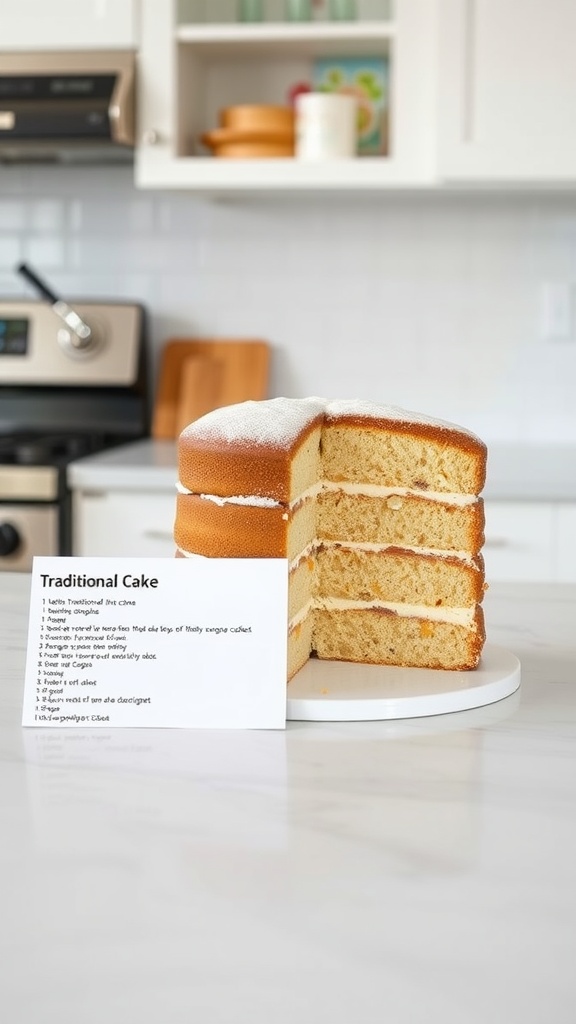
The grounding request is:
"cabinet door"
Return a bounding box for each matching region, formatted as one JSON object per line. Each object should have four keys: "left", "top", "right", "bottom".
{"left": 438, "top": 0, "right": 576, "bottom": 181}
{"left": 555, "top": 504, "right": 576, "bottom": 581}
{"left": 483, "top": 502, "right": 555, "bottom": 582}
{"left": 73, "top": 492, "right": 176, "bottom": 558}
{"left": 0, "top": 0, "right": 138, "bottom": 50}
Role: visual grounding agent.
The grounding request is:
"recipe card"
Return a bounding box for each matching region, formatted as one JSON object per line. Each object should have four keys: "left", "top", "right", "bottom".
{"left": 22, "top": 556, "right": 288, "bottom": 730}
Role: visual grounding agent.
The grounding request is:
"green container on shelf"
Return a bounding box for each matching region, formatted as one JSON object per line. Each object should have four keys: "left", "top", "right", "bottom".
{"left": 238, "top": 0, "right": 265, "bottom": 20}
{"left": 328, "top": 0, "right": 357, "bottom": 19}
{"left": 285, "top": 0, "right": 313, "bottom": 20}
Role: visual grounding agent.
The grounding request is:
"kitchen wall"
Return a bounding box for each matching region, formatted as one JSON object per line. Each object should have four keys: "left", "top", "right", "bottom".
{"left": 2, "top": 163, "right": 576, "bottom": 442}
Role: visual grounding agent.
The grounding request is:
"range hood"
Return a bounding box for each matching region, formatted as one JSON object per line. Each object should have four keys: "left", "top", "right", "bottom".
{"left": 0, "top": 50, "right": 135, "bottom": 163}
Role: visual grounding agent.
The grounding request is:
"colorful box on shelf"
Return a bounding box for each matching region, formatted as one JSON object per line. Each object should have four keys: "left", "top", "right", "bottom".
{"left": 312, "top": 55, "right": 389, "bottom": 155}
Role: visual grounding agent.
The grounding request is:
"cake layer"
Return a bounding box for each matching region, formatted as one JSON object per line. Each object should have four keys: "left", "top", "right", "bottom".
{"left": 313, "top": 606, "right": 486, "bottom": 671}
{"left": 321, "top": 416, "right": 486, "bottom": 494}
{"left": 288, "top": 614, "right": 314, "bottom": 681}
{"left": 178, "top": 398, "right": 487, "bottom": 502}
{"left": 315, "top": 545, "right": 485, "bottom": 608}
{"left": 179, "top": 398, "right": 323, "bottom": 502}
{"left": 175, "top": 491, "right": 315, "bottom": 560}
{"left": 317, "top": 490, "right": 484, "bottom": 554}
{"left": 288, "top": 551, "right": 315, "bottom": 621}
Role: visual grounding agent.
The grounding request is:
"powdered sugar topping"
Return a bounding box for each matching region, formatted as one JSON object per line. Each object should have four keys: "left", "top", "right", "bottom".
{"left": 181, "top": 396, "right": 483, "bottom": 446}
{"left": 180, "top": 397, "right": 325, "bottom": 448}
{"left": 325, "top": 399, "right": 482, "bottom": 439}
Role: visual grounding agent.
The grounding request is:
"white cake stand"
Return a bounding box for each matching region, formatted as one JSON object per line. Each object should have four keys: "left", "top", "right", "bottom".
{"left": 286, "top": 643, "right": 520, "bottom": 722}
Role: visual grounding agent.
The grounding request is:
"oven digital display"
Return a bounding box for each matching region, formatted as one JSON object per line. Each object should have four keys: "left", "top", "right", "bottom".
{"left": 0, "top": 319, "right": 29, "bottom": 356}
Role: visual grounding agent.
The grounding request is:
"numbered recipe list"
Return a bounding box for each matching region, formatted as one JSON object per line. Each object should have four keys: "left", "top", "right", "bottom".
{"left": 37, "top": 574, "right": 168, "bottom": 724}
{"left": 22, "top": 558, "right": 289, "bottom": 730}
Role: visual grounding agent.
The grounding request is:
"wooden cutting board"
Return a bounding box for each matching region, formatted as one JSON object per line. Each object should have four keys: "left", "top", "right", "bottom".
{"left": 151, "top": 338, "right": 270, "bottom": 440}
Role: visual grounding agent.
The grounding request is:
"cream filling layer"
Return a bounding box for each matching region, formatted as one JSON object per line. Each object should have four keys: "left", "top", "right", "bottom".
{"left": 179, "top": 540, "right": 476, "bottom": 571}
{"left": 177, "top": 480, "right": 479, "bottom": 508}
{"left": 318, "top": 481, "right": 477, "bottom": 507}
{"left": 289, "top": 540, "right": 477, "bottom": 572}
{"left": 289, "top": 599, "right": 476, "bottom": 631}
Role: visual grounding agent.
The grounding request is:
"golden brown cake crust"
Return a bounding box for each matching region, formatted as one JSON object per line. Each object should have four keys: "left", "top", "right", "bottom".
{"left": 175, "top": 493, "right": 290, "bottom": 558}
{"left": 179, "top": 447, "right": 292, "bottom": 503}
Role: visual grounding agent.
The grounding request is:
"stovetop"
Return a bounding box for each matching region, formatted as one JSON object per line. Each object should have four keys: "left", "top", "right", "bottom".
{"left": 0, "top": 432, "right": 107, "bottom": 469}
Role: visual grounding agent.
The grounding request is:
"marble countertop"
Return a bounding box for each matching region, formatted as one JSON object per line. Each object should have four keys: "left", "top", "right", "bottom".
{"left": 67, "top": 438, "right": 576, "bottom": 500}
{"left": 1, "top": 574, "right": 575, "bottom": 1023}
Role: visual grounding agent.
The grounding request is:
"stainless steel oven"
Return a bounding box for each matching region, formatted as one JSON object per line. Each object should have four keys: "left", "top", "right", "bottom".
{"left": 0, "top": 265, "right": 148, "bottom": 571}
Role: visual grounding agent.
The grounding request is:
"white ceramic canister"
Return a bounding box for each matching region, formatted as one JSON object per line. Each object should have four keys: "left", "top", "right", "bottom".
{"left": 295, "top": 92, "right": 358, "bottom": 160}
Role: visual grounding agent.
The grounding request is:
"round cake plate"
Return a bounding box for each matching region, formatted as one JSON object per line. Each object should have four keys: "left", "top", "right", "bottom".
{"left": 286, "top": 643, "right": 520, "bottom": 722}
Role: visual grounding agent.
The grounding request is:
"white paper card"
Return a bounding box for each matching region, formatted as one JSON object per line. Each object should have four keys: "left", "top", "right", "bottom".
{"left": 22, "top": 557, "right": 288, "bottom": 730}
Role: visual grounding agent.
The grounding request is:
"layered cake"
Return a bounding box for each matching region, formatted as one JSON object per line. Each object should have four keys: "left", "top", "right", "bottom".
{"left": 175, "top": 397, "right": 487, "bottom": 680}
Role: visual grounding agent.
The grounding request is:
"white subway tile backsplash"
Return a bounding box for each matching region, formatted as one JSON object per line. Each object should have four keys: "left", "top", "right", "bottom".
{"left": 67, "top": 199, "right": 84, "bottom": 233}
{"left": 69, "top": 235, "right": 171, "bottom": 272}
{"left": 0, "top": 201, "right": 26, "bottom": 231}
{"left": 22, "top": 237, "right": 65, "bottom": 270}
{"left": 2, "top": 165, "right": 576, "bottom": 440}
{"left": 28, "top": 200, "right": 65, "bottom": 233}
{"left": 0, "top": 236, "right": 21, "bottom": 266}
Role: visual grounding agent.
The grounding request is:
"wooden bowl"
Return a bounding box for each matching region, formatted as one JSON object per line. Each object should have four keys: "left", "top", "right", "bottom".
{"left": 211, "top": 141, "right": 295, "bottom": 158}
{"left": 201, "top": 127, "right": 295, "bottom": 159}
{"left": 220, "top": 105, "right": 295, "bottom": 133}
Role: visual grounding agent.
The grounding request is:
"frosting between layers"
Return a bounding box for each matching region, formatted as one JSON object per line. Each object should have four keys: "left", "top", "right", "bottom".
{"left": 288, "top": 599, "right": 477, "bottom": 630}
{"left": 177, "top": 540, "right": 478, "bottom": 570}
{"left": 201, "top": 492, "right": 280, "bottom": 508}
{"left": 177, "top": 480, "right": 480, "bottom": 509}
{"left": 318, "top": 482, "right": 477, "bottom": 506}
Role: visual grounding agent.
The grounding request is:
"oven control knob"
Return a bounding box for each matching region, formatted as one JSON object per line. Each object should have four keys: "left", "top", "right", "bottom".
{"left": 0, "top": 522, "right": 21, "bottom": 557}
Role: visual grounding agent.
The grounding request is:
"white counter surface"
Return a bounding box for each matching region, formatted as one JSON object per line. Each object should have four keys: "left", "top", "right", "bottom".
{"left": 67, "top": 438, "right": 576, "bottom": 500}
{"left": 68, "top": 439, "right": 178, "bottom": 492}
{"left": 1, "top": 574, "right": 575, "bottom": 1023}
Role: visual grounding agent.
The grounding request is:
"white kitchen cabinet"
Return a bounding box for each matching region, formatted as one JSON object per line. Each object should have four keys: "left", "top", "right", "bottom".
{"left": 136, "top": 0, "right": 437, "bottom": 192}
{"left": 483, "top": 501, "right": 556, "bottom": 583}
{"left": 483, "top": 501, "right": 576, "bottom": 583}
{"left": 438, "top": 0, "right": 576, "bottom": 183}
{"left": 72, "top": 491, "right": 176, "bottom": 558}
{"left": 555, "top": 504, "right": 576, "bottom": 582}
{"left": 0, "top": 0, "right": 138, "bottom": 50}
